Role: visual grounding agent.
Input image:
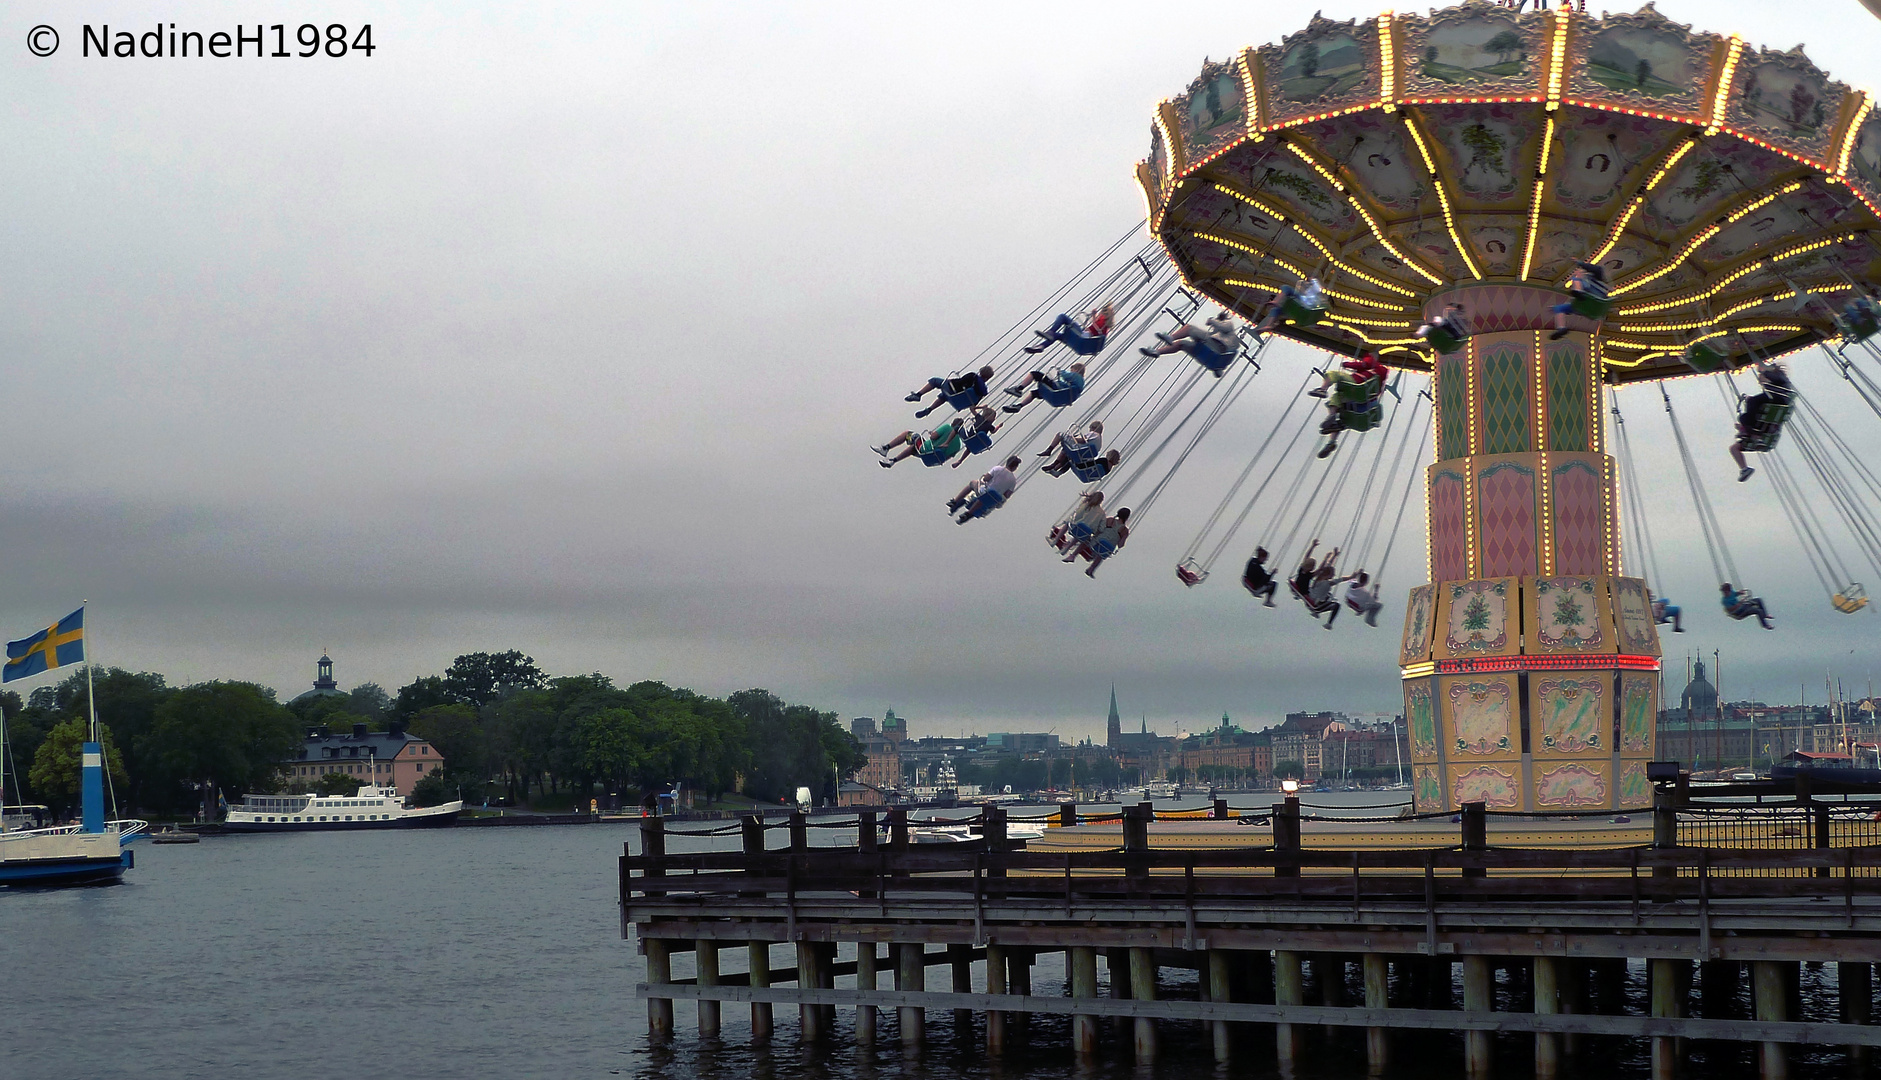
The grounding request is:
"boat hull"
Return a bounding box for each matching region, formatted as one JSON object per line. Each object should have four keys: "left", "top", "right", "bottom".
{"left": 0, "top": 850, "right": 131, "bottom": 885}
{"left": 222, "top": 807, "right": 461, "bottom": 832}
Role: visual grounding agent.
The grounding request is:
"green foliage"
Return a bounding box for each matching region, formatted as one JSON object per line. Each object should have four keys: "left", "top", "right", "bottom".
{"left": 407, "top": 704, "right": 487, "bottom": 780}
{"left": 346, "top": 683, "right": 391, "bottom": 721}
{"left": 315, "top": 771, "right": 363, "bottom": 796}
{"left": 1298, "top": 41, "right": 1320, "bottom": 78}
{"left": 1274, "top": 760, "right": 1306, "bottom": 780}
{"left": 26, "top": 718, "right": 129, "bottom": 813}
{"left": 443, "top": 650, "right": 546, "bottom": 707}
{"left": 731, "top": 689, "right": 859, "bottom": 804}
{"left": 392, "top": 675, "right": 456, "bottom": 720}
{"left": 410, "top": 770, "right": 456, "bottom": 808}
{"left": 1483, "top": 30, "right": 1524, "bottom": 65}
{"left": 152, "top": 681, "right": 300, "bottom": 816}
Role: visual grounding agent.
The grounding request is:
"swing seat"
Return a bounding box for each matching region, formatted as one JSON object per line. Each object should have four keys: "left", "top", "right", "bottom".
{"left": 1065, "top": 440, "right": 1100, "bottom": 465}
{"left": 1331, "top": 373, "right": 1383, "bottom": 406}
{"left": 1191, "top": 343, "right": 1235, "bottom": 374}
{"left": 1176, "top": 560, "right": 1207, "bottom": 587}
{"left": 1682, "top": 342, "right": 1729, "bottom": 374}
{"left": 1280, "top": 296, "right": 1329, "bottom": 326}
{"left": 940, "top": 375, "right": 988, "bottom": 411}
{"left": 962, "top": 429, "right": 993, "bottom": 455}
{"left": 1566, "top": 291, "right": 1612, "bottom": 320}
{"left": 1337, "top": 398, "right": 1384, "bottom": 433}
{"left": 1425, "top": 325, "right": 1466, "bottom": 355}
{"left": 916, "top": 447, "right": 954, "bottom": 467}
{"left": 1739, "top": 391, "right": 1795, "bottom": 453}
{"left": 1071, "top": 461, "right": 1111, "bottom": 483}
{"left": 1834, "top": 584, "right": 1869, "bottom": 614}
{"left": 966, "top": 489, "right": 1005, "bottom": 518}
{"left": 1838, "top": 309, "right": 1879, "bottom": 346}
{"left": 1090, "top": 537, "right": 1118, "bottom": 558}
{"left": 1039, "top": 383, "right": 1082, "bottom": 408}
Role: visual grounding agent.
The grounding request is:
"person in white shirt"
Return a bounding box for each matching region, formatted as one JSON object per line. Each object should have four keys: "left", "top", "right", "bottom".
{"left": 1050, "top": 490, "right": 1108, "bottom": 554}
{"left": 1139, "top": 310, "right": 1241, "bottom": 375}
{"left": 1343, "top": 571, "right": 1384, "bottom": 627}
{"left": 948, "top": 456, "right": 1022, "bottom": 523}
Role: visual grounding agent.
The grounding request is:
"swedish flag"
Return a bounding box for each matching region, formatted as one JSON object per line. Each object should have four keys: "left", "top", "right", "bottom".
{"left": 4, "top": 608, "right": 85, "bottom": 683}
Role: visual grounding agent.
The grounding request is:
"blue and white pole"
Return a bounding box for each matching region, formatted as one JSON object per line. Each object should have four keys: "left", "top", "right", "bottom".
{"left": 81, "top": 742, "right": 104, "bottom": 833}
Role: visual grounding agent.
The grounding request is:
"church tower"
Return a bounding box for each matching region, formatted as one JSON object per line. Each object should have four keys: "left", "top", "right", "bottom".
{"left": 1107, "top": 685, "right": 1121, "bottom": 750}
{"left": 314, "top": 653, "right": 338, "bottom": 692}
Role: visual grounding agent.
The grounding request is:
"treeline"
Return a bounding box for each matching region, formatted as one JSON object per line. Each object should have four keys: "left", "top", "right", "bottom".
{"left": 1, "top": 650, "right": 863, "bottom": 817}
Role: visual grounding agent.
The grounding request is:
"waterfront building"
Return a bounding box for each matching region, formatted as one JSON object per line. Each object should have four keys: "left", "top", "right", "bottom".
{"left": 281, "top": 721, "right": 443, "bottom": 796}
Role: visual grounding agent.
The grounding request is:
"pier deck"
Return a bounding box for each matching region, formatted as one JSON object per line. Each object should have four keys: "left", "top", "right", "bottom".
{"left": 623, "top": 796, "right": 1881, "bottom": 1079}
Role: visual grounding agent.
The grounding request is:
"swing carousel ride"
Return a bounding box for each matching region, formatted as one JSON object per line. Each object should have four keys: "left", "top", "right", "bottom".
{"left": 877, "top": 1, "right": 1881, "bottom": 814}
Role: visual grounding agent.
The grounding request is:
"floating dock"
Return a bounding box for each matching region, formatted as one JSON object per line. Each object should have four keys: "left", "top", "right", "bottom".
{"left": 623, "top": 791, "right": 1881, "bottom": 1080}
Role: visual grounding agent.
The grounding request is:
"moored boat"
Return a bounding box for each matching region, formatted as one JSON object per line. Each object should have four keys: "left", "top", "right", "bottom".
{"left": 223, "top": 783, "right": 461, "bottom": 831}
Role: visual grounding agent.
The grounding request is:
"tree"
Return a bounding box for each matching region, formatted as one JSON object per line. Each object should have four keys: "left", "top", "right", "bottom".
{"left": 1483, "top": 30, "right": 1524, "bottom": 67}
{"left": 1274, "top": 760, "right": 1306, "bottom": 780}
{"left": 20, "top": 668, "right": 172, "bottom": 811}
{"left": 392, "top": 675, "right": 456, "bottom": 720}
{"left": 346, "top": 683, "right": 391, "bottom": 721}
{"left": 1298, "top": 42, "right": 1320, "bottom": 79}
{"left": 316, "top": 771, "right": 364, "bottom": 796}
{"left": 151, "top": 682, "right": 300, "bottom": 820}
{"left": 407, "top": 704, "right": 488, "bottom": 781}
{"left": 730, "top": 689, "right": 856, "bottom": 804}
{"left": 443, "top": 651, "right": 546, "bottom": 708}
{"left": 410, "top": 770, "right": 456, "bottom": 808}
{"left": 27, "top": 718, "right": 129, "bottom": 815}
{"left": 1634, "top": 59, "right": 1653, "bottom": 89}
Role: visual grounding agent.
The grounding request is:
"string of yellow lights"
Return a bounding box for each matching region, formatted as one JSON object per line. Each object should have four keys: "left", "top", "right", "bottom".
{"left": 1400, "top": 109, "right": 1481, "bottom": 280}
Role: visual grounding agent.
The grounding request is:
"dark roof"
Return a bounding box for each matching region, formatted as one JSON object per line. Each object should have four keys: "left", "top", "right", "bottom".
{"left": 291, "top": 729, "right": 432, "bottom": 763}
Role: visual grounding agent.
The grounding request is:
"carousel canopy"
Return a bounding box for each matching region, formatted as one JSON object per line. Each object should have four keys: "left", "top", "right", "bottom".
{"left": 1142, "top": 0, "right": 1881, "bottom": 382}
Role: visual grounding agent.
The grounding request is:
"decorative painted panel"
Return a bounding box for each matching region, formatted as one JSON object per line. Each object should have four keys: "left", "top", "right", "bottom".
{"left": 1724, "top": 44, "right": 1849, "bottom": 165}
{"left": 1563, "top": 6, "right": 1717, "bottom": 120}
{"left": 1448, "top": 762, "right": 1521, "bottom": 809}
{"left": 1437, "top": 353, "right": 1471, "bottom": 460}
{"left": 1476, "top": 459, "right": 1536, "bottom": 578}
{"left": 1611, "top": 577, "right": 1662, "bottom": 657}
{"left": 1526, "top": 575, "right": 1615, "bottom": 655}
{"left": 1430, "top": 467, "right": 1470, "bottom": 583}
{"left": 1545, "top": 342, "right": 1591, "bottom": 452}
{"left": 1617, "top": 759, "right": 1652, "bottom": 808}
{"left": 1549, "top": 457, "right": 1607, "bottom": 576}
{"left": 1478, "top": 342, "right": 1531, "bottom": 455}
{"left": 1442, "top": 674, "right": 1516, "bottom": 757}
{"left": 1531, "top": 673, "right": 1607, "bottom": 756}
{"left": 1406, "top": 680, "right": 1438, "bottom": 759}
{"left": 1257, "top": 15, "right": 1381, "bottom": 129}
{"left": 1620, "top": 671, "right": 1658, "bottom": 755}
{"left": 1436, "top": 578, "right": 1519, "bottom": 659}
{"left": 1396, "top": 4, "right": 1544, "bottom": 101}
{"left": 1534, "top": 761, "right": 1611, "bottom": 810}
{"left": 1147, "top": 122, "right": 1170, "bottom": 202}
{"left": 1847, "top": 107, "right": 1881, "bottom": 210}
{"left": 1414, "top": 764, "right": 1446, "bottom": 814}
{"left": 1173, "top": 57, "right": 1250, "bottom": 171}
{"left": 1400, "top": 584, "right": 1436, "bottom": 666}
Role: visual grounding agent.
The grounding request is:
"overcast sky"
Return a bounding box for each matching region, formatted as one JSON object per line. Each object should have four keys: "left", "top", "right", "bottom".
{"left": 2, "top": 2, "right": 1879, "bottom": 744}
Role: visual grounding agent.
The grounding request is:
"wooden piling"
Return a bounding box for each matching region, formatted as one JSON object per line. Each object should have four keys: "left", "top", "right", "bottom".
{"left": 646, "top": 937, "right": 674, "bottom": 1038}
{"left": 797, "top": 941, "right": 822, "bottom": 1041}
{"left": 749, "top": 942, "right": 772, "bottom": 1040}
{"left": 1070, "top": 945, "right": 1099, "bottom": 1057}
{"left": 1533, "top": 955, "right": 1560, "bottom": 1079}
{"left": 1463, "top": 954, "right": 1493, "bottom": 1079}
{"left": 950, "top": 943, "right": 973, "bottom": 1031}
{"left": 696, "top": 940, "right": 720, "bottom": 1038}
{"left": 1650, "top": 958, "right": 1682, "bottom": 1080}
{"left": 855, "top": 942, "right": 875, "bottom": 1045}
{"left": 1318, "top": 953, "right": 1345, "bottom": 1037}
{"left": 1842, "top": 961, "right": 1871, "bottom": 1064}
{"left": 1364, "top": 953, "right": 1389, "bottom": 1075}
{"left": 1753, "top": 960, "right": 1789, "bottom": 1080}
{"left": 1108, "top": 947, "right": 1131, "bottom": 1035}
{"left": 986, "top": 943, "right": 1008, "bottom": 1055}
{"left": 1130, "top": 946, "right": 1159, "bottom": 1061}
{"left": 1276, "top": 949, "right": 1305, "bottom": 1069}
{"left": 898, "top": 941, "right": 925, "bottom": 1046}
{"left": 1210, "top": 948, "right": 1234, "bottom": 1063}
{"left": 1560, "top": 959, "right": 1584, "bottom": 1056}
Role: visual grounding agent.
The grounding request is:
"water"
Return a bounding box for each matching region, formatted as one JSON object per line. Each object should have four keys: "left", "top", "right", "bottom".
{"left": 0, "top": 804, "right": 1851, "bottom": 1079}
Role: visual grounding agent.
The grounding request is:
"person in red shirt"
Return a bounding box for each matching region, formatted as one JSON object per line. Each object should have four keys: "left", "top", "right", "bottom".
{"left": 1025, "top": 303, "right": 1116, "bottom": 356}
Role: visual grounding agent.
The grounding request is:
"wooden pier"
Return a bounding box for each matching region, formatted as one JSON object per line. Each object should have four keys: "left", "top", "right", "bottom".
{"left": 623, "top": 795, "right": 1881, "bottom": 1079}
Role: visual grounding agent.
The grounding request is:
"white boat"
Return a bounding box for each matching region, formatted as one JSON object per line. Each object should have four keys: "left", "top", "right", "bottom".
{"left": 1, "top": 687, "right": 145, "bottom": 887}
{"left": 223, "top": 783, "right": 462, "bottom": 831}
{"left": 909, "top": 819, "right": 1047, "bottom": 845}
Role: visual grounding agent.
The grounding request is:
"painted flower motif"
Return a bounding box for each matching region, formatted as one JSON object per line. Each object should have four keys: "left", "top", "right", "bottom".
{"left": 1551, "top": 595, "right": 1586, "bottom": 628}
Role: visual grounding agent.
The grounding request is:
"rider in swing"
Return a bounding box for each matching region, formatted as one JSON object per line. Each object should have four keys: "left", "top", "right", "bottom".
{"left": 1719, "top": 582, "right": 1775, "bottom": 630}
{"left": 1727, "top": 360, "right": 1794, "bottom": 482}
